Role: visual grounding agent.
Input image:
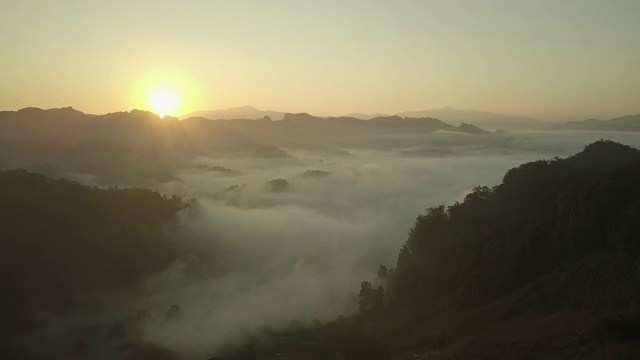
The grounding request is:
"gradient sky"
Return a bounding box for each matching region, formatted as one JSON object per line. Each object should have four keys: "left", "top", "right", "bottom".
{"left": 1, "top": 0, "right": 638, "bottom": 120}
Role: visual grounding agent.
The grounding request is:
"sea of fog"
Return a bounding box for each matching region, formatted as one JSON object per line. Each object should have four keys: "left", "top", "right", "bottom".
{"left": 37, "top": 130, "right": 640, "bottom": 359}
{"left": 119, "top": 130, "right": 640, "bottom": 358}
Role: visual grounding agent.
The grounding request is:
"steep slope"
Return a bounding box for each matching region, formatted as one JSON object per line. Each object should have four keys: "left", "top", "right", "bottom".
{"left": 391, "top": 140, "right": 640, "bottom": 309}
{"left": 0, "top": 170, "right": 190, "bottom": 359}
{"left": 214, "top": 140, "right": 640, "bottom": 359}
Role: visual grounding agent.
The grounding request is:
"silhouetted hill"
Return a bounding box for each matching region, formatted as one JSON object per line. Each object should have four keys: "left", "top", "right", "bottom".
{"left": 396, "top": 107, "right": 539, "bottom": 130}
{"left": 0, "top": 106, "right": 87, "bottom": 121}
{"left": 344, "top": 111, "right": 389, "bottom": 119}
{"left": 0, "top": 106, "right": 91, "bottom": 141}
{"left": 609, "top": 114, "right": 640, "bottom": 126}
{"left": 551, "top": 114, "right": 640, "bottom": 132}
{"left": 187, "top": 106, "right": 539, "bottom": 131}
{"left": 204, "top": 112, "right": 490, "bottom": 150}
{"left": 369, "top": 115, "right": 404, "bottom": 122}
{"left": 184, "top": 105, "right": 286, "bottom": 121}
{"left": 265, "top": 178, "right": 291, "bottom": 192}
{"left": 390, "top": 140, "right": 640, "bottom": 303}
{"left": 0, "top": 170, "right": 190, "bottom": 358}
{"left": 381, "top": 140, "right": 640, "bottom": 357}
{"left": 0, "top": 108, "right": 291, "bottom": 184}
{"left": 456, "top": 122, "right": 490, "bottom": 134}
{"left": 340, "top": 107, "right": 538, "bottom": 130}
{"left": 278, "top": 113, "right": 489, "bottom": 135}
{"left": 567, "top": 139, "right": 640, "bottom": 171}
{"left": 175, "top": 111, "right": 491, "bottom": 156}
{"left": 283, "top": 112, "right": 323, "bottom": 122}
{"left": 0, "top": 107, "right": 492, "bottom": 168}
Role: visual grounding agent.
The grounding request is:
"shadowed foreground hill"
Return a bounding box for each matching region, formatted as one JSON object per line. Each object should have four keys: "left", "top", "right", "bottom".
{"left": 391, "top": 140, "right": 640, "bottom": 309}
{"left": 217, "top": 140, "right": 640, "bottom": 359}
{"left": 0, "top": 170, "right": 190, "bottom": 359}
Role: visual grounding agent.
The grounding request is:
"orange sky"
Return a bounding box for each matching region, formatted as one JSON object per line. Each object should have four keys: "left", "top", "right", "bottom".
{"left": 1, "top": 1, "right": 639, "bottom": 120}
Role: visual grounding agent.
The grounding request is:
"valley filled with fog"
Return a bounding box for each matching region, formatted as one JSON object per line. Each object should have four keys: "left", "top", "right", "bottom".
{"left": 3, "top": 105, "right": 640, "bottom": 359}
{"left": 4, "top": 1, "right": 640, "bottom": 358}
{"left": 112, "top": 129, "right": 640, "bottom": 357}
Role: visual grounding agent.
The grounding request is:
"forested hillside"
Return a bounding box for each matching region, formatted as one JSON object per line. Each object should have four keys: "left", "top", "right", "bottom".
{"left": 390, "top": 140, "right": 640, "bottom": 310}
{"left": 0, "top": 170, "right": 190, "bottom": 358}
{"left": 219, "top": 140, "right": 640, "bottom": 359}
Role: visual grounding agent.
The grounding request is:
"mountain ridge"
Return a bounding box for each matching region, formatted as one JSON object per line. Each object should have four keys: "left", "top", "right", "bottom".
{"left": 550, "top": 114, "right": 640, "bottom": 132}
{"left": 183, "top": 105, "right": 540, "bottom": 130}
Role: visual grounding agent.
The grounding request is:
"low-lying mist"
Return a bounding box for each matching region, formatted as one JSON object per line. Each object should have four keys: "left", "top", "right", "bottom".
{"left": 120, "top": 130, "right": 640, "bottom": 358}
{"left": 13, "top": 128, "right": 640, "bottom": 359}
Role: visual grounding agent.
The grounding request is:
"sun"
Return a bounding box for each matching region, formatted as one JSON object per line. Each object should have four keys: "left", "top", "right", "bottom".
{"left": 148, "top": 87, "right": 180, "bottom": 118}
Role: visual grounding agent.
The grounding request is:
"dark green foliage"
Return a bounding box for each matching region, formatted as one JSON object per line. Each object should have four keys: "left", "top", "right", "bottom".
{"left": 389, "top": 140, "right": 640, "bottom": 310}
{"left": 358, "top": 281, "right": 375, "bottom": 312}
{"left": 264, "top": 178, "right": 290, "bottom": 192}
{"left": 377, "top": 265, "right": 389, "bottom": 278}
{"left": 567, "top": 139, "right": 640, "bottom": 171}
{"left": 358, "top": 281, "right": 386, "bottom": 314}
{"left": 0, "top": 170, "right": 189, "bottom": 342}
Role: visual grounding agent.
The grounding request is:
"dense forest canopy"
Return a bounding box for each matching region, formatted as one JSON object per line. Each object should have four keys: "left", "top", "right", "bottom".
{"left": 0, "top": 170, "right": 190, "bottom": 357}
{"left": 390, "top": 140, "right": 640, "bottom": 310}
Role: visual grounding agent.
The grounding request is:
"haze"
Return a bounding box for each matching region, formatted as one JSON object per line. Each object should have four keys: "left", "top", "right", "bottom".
{"left": 3, "top": 1, "right": 640, "bottom": 359}
{"left": 1, "top": 0, "right": 639, "bottom": 120}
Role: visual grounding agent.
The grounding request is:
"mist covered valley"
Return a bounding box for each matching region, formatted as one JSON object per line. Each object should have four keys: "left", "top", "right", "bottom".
{"left": 3, "top": 107, "right": 640, "bottom": 359}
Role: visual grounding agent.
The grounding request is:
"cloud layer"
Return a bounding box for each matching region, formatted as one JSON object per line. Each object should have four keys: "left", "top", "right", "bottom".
{"left": 126, "top": 130, "right": 640, "bottom": 357}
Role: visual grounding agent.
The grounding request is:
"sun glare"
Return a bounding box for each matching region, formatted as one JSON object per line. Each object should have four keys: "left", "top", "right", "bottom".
{"left": 148, "top": 87, "right": 180, "bottom": 118}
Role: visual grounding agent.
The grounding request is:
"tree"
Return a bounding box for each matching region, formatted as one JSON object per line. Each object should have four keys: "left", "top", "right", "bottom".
{"left": 358, "top": 281, "right": 374, "bottom": 313}
{"left": 377, "top": 265, "right": 389, "bottom": 278}
{"left": 374, "top": 286, "right": 385, "bottom": 309}
{"left": 359, "top": 281, "right": 386, "bottom": 313}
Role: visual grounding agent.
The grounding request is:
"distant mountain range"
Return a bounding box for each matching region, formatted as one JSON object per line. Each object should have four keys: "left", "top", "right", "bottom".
{"left": 0, "top": 107, "right": 496, "bottom": 185}
{"left": 352, "top": 107, "right": 539, "bottom": 130}
{"left": 280, "top": 112, "right": 489, "bottom": 134}
{"left": 201, "top": 112, "right": 490, "bottom": 154}
{"left": 184, "top": 105, "right": 286, "bottom": 121}
{"left": 8, "top": 106, "right": 638, "bottom": 186}
{"left": 550, "top": 114, "right": 640, "bottom": 132}
{"left": 0, "top": 107, "right": 494, "bottom": 184}
{"left": 0, "top": 107, "right": 291, "bottom": 184}
{"left": 185, "top": 105, "right": 539, "bottom": 130}
{"left": 191, "top": 105, "right": 640, "bottom": 133}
